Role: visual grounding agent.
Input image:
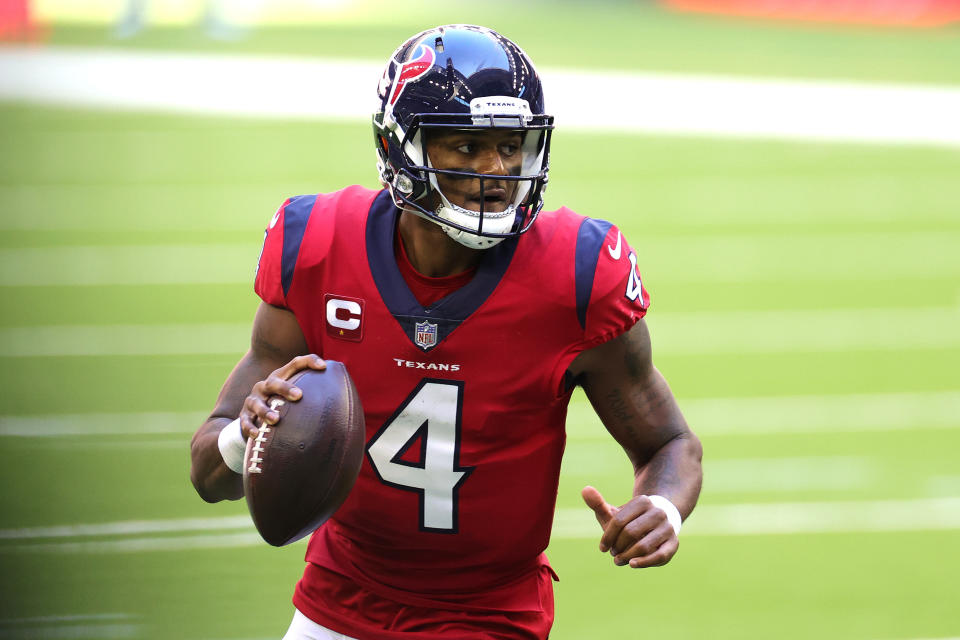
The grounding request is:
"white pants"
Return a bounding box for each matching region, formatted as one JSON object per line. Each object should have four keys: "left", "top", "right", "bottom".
{"left": 281, "top": 609, "right": 358, "bottom": 640}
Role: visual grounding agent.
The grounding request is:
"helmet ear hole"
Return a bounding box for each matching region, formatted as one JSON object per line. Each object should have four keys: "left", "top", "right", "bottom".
{"left": 379, "top": 136, "right": 389, "bottom": 154}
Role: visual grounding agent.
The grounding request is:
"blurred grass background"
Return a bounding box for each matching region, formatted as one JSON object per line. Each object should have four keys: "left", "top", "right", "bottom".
{"left": 1, "top": 1, "right": 959, "bottom": 638}
{"left": 40, "top": 1, "right": 960, "bottom": 83}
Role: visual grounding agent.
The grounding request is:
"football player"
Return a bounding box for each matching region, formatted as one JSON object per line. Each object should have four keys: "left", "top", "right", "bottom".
{"left": 190, "top": 24, "right": 703, "bottom": 640}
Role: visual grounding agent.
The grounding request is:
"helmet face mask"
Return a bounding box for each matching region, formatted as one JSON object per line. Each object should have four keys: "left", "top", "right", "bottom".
{"left": 373, "top": 25, "right": 554, "bottom": 249}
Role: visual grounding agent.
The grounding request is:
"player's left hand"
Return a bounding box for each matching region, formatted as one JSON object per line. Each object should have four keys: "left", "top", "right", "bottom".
{"left": 581, "top": 486, "right": 679, "bottom": 569}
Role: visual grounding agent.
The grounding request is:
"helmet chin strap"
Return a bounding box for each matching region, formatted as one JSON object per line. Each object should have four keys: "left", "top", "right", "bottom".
{"left": 422, "top": 172, "right": 517, "bottom": 250}
{"left": 434, "top": 190, "right": 516, "bottom": 250}
{"left": 436, "top": 205, "right": 513, "bottom": 250}
{"left": 397, "top": 199, "right": 505, "bottom": 250}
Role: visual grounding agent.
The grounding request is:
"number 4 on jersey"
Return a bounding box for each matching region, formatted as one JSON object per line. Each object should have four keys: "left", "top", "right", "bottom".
{"left": 366, "top": 380, "right": 474, "bottom": 533}
{"left": 626, "top": 251, "right": 644, "bottom": 303}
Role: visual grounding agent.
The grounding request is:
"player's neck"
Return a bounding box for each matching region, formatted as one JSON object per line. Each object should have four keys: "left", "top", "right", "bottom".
{"left": 397, "top": 211, "right": 483, "bottom": 277}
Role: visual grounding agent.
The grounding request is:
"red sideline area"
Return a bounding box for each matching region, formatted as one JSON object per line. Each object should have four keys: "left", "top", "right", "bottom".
{"left": 661, "top": 0, "right": 960, "bottom": 27}
{"left": 0, "top": 0, "right": 45, "bottom": 41}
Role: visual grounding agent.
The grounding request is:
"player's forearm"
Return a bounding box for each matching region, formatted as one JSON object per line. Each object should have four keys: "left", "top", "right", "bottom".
{"left": 632, "top": 432, "right": 703, "bottom": 519}
{"left": 189, "top": 342, "right": 285, "bottom": 502}
{"left": 190, "top": 364, "right": 257, "bottom": 502}
{"left": 190, "top": 418, "right": 244, "bottom": 503}
{"left": 625, "top": 363, "right": 703, "bottom": 518}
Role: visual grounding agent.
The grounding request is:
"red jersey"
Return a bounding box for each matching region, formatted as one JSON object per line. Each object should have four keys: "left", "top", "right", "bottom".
{"left": 254, "top": 186, "right": 649, "bottom": 639}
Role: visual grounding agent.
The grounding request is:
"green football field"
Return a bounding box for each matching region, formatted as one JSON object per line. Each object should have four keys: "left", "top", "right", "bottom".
{"left": 2, "top": 3, "right": 959, "bottom": 639}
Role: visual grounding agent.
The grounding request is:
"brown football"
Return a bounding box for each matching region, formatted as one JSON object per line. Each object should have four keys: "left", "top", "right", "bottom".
{"left": 243, "top": 361, "right": 365, "bottom": 546}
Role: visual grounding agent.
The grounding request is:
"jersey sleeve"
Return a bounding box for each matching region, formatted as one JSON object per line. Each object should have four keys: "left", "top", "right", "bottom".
{"left": 575, "top": 219, "right": 650, "bottom": 348}
{"left": 254, "top": 195, "right": 318, "bottom": 308}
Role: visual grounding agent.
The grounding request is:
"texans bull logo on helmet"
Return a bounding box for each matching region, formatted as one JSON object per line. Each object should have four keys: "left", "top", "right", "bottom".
{"left": 388, "top": 44, "right": 436, "bottom": 106}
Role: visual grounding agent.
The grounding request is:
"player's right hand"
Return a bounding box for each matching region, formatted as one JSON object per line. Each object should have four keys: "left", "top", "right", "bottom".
{"left": 239, "top": 354, "right": 326, "bottom": 439}
{"left": 581, "top": 485, "right": 679, "bottom": 569}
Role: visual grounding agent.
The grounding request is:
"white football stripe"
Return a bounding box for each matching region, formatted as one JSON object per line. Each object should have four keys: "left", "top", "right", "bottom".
{"left": 0, "top": 181, "right": 955, "bottom": 234}
{"left": 0, "top": 614, "right": 133, "bottom": 624}
{"left": 0, "top": 515, "right": 252, "bottom": 540}
{"left": 0, "top": 324, "right": 250, "bottom": 356}
{"left": 703, "top": 456, "right": 876, "bottom": 493}
{"left": 647, "top": 306, "right": 960, "bottom": 354}
{"left": 561, "top": 455, "right": 878, "bottom": 493}
{"left": 636, "top": 231, "right": 960, "bottom": 284}
{"left": 562, "top": 449, "right": 878, "bottom": 492}
{"left": 551, "top": 497, "right": 960, "bottom": 539}
{"left": 4, "top": 497, "right": 959, "bottom": 554}
{"left": 0, "top": 624, "right": 140, "bottom": 639}
{"left": 549, "top": 68, "right": 960, "bottom": 146}
{"left": 566, "top": 390, "right": 960, "bottom": 439}
{"left": 3, "top": 232, "right": 958, "bottom": 286}
{"left": 682, "top": 391, "right": 960, "bottom": 435}
{"left": 0, "top": 614, "right": 139, "bottom": 640}
{"left": 12, "top": 532, "right": 267, "bottom": 555}
{"left": 3, "top": 391, "right": 958, "bottom": 439}
{"left": 0, "top": 411, "right": 207, "bottom": 437}
{"left": 2, "top": 47, "right": 960, "bottom": 146}
{"left": 2, "top": 306, "right": 957, "bottom": 357}
{"left": 0, "top": 244, "right": 257, "bottom": 287}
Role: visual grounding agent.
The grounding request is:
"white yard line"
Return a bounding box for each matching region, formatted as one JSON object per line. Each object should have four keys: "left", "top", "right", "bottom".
{"left": 636, "top": 231, "right": 960, "bottom": 285}
{"left": 0, "top": 323, "right": 250, "bottom": 356}
{"left": 3, "top": 390, "right": 958, "bottom": 438}
{"left": 0, "top": 244, "right": 257, "bottom": 287}
{"left": 14, "top": 532, "right": 266, "bottom": 555}
{"left": 552, "top": 497, "right": 960, "bottom": 539}
{"left": 3, "top": 232, "right": 958, "bottom": 286}
{"left": 566, "top": 390, "right": 960, "bottom": 438}
{"left": 647, "top": 306, "right": 960, "bottom": 355}
{"left": 680, "top": 391, "right": 960, "bottom": 436}
{"left": 0, "top": 614, "right": 133, "bottom": 624}
{"left": 0, "top": 624, "right": 139, "bottom": 639}
{"left": 2, "top": 47, "right": 960, "bottom": 146}
{"left": 0, "top": 614, "right": 138, "bottom": 640}
{"left": 562, "top": 450, "right": 877, "bottom": 492}
{"left": 0, "top": 515, "right": 252, "bottom": 540}
{"left": 3, "top": 497, "right": 958, "bottom": 554}
{"left": 681, "top": 456, "right": 876, "bottom": 493}
{"left": 2, "top": 306, "right": 957, "bottom": 356}
{"left": 0, "top": 411, "right": 206, "bottom": 437}
{"left": 0, "top": 613, "right": 138, "bottom": 640}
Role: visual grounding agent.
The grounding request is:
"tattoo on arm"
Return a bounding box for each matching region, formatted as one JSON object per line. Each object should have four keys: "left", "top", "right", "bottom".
{"left": 605, "top": 389, "right": 633, "bottom": 425}
{"left": 576, "top": 320, "right": 703, "bottom": 516}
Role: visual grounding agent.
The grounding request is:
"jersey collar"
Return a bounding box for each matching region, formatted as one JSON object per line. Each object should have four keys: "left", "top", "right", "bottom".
{"left": 365, "top": 189, "right": 518, "bottom": 352}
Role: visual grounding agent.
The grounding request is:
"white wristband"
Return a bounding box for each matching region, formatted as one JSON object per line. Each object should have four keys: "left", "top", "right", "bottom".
{"left": 217, "top": 418, "right": 247, "bottom": 474}
{"left": 648, "top": 495, "right": 682, "bottom": 536}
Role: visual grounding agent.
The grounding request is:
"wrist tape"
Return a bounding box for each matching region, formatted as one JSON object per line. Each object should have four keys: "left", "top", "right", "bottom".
{"left": 648, "top": 495, "right": 682, "bottom": 536}
{"left": 217, "top": 418, "right": 247, "bottom": 474}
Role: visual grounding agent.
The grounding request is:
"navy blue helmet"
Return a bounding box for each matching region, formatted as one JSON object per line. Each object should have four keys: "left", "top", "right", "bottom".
{"left": 373, "top": 25, "right": 554, "bottom": 249}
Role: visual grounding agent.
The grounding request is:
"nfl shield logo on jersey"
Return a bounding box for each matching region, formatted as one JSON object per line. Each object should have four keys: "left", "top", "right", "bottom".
{"left": 414, "top": 320, "right": 438, "bottom": 350}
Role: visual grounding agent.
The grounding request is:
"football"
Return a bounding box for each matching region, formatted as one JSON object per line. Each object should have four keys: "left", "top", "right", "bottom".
{"left": 243, "top": 361, "right": 365, "bottom": 546}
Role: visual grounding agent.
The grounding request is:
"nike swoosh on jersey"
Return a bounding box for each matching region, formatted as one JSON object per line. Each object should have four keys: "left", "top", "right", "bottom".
{"left": 268, "top": 210, "right": 281, "bottom": 229}
{"left": 607, "top": 231, "right": 622, "bottom": 260}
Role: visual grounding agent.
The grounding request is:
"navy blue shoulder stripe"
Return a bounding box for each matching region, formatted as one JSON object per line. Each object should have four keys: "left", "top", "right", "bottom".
{"left": 280, "top": 194, "right": 317, "bottom": 297}
{"left": 574, "top": 218, "right": 614, "bottom": 330}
